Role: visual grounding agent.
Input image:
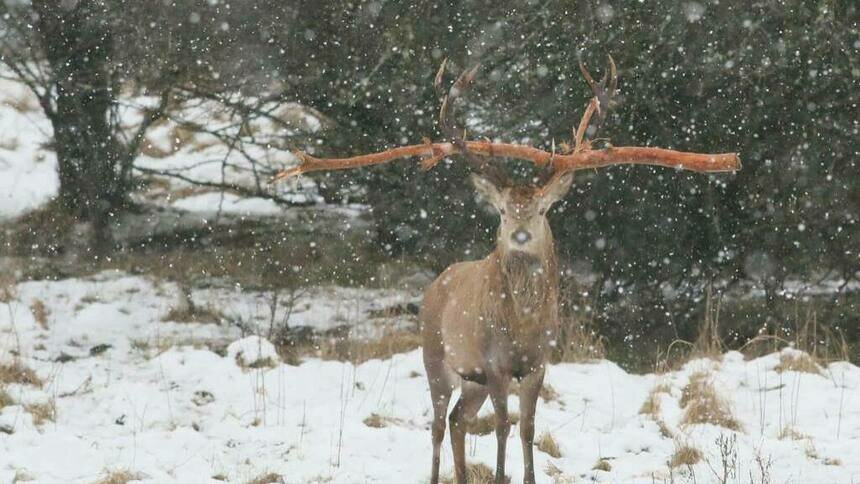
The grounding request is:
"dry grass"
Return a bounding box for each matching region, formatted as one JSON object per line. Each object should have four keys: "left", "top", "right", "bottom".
{"left": 29, "top": 299, "right": 49, "bottom": 329}
{"left": 441, "top": 463, "right": 505, "bottom": 484}
{"left": 639, "top": 384, "right": 669, "bottom": 416}
{"left": 552, "top": 300, "right": 606, "bottom": 364}
{"left": 92, "top": 469, "right": 144, "bottom": 484}
{"left": 0, "top": 361, "right": 42, "bottom": 387}
{"left": 536, "top": 431, "right": 562, "bottom": 458}
{"left": 639, "top": 383, "right": 674, "bottom": 438}
{"left": 692, "top": 289, "right": 724, "bottom": 359}
{"left": 679, "top": 372, "right": 741, "bottom": 431}
{"left": 245, "top": 473, "right": 281, "bottom": 484}
{"left": 362, "top": 413, "right": 405, "bottom": 429}
{"left": 0, "top": 386, "right": 13, "bottom": 408}
{"left": 592, "top": 458, "right": 612, "bottom": 472}
{"left": 467, "top": 412, "right": 520, "bottom": 436}
{"left": 543, "top": 462, "right": 573, "bottom": 483}
{"left": 778, "top": 426, "right": 809, "bottom": 441}
{"left": 25, "top": 401, "right": 55, "bottom": 426}
{"left": 540, "top": 383, "right": 560, "bottom": 403}
{"left": 281, "top": 328, "right": 421, "bottom": 365}
{"left": 774, "top": 351, "right": 822, "bottom": 375}
{"left": 161, "top": 295, "right": 223, "bottom": 325}
{"left": 668, "top": 443, "right": 703, "bottom": 468}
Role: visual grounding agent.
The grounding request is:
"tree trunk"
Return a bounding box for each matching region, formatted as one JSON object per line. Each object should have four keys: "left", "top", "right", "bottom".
{"left": 33, "top": 0, "right": 126, "bottom": 250}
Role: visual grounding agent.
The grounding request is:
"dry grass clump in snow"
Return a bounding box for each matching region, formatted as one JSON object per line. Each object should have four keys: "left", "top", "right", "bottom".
{"left": 668, "top": 443, "right": 703, "bottom": 468}
{"left": 639, "top": 383, "right": 674, "bottom": 438}
{"left": 778, "top": 426, "right": 809, "bottom": 441}
{"left": 93, "top": 469, "right": 144, "bottom": 484}
{"left": 245, "top": 473, "right": 281, "bottom": 484}
{"left": 774, "top": 351, "right": 822, "bottom": 375}
{"left": 0, "top": 388, "right": 13, "bottom": 409}
{"left": 592, "top": 458, "right": 612, "bottom": 472}
{"left": 544, "top": 462, "right": 573, "bottom": 483}
{"left": 639, "top": 383, "right": 671, "bottom": 416}
{"left": 467, "top": 412, "right": 520, "bottom": 436}
{"left": 283, "top": 328, "right": 421, "bottom": 365}
{"left": 539, "top": 383, "right": 560, "bottom": 403}
{"left": 679, "top": 372, "right": 741, "bottom": 431}
{"left": 30, "top": 299, "right": 49, "bottom": 329}
{"left": 25, "top": 402, "right": 55, "bottom": 426}
{"left": 362, "top": 413, "right": 405, "bottom": 429}
{"left": 441, "top": 463, "right": 506, "bottom": 484}
{"left": 536, "top": 431, "right": 562, "bottom": 458}
{"left": 0, "top": 361, "right": 42, "bottom": 387}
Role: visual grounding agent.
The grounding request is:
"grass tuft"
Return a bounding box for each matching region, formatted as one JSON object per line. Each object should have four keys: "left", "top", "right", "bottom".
{"left": 536, "top": 431, "right": 562, "bottom": 458}
{"left": 592, "top": 458, "right": 611, "bottom": 472}
{"left": 245, "top": 473, "right": 281, "bottom": 484}
{"left": 778, "top": 426, "right": 808, "bottom": 441}
{"left": 441, "top": 463, "right": 506, "bottom": 484}
{"left": 774, "top": 351, "right": 822, "bottom": 375}
{"left": 544, "top": 462, "right": 573, "bottom": 483}
{"left": 540, "top": 383, "right": 560, "bottom": 403}
{"left": 639, "top": 383, "right": 674, "bottom": 438}
{"left": 30, "top": 299, "right": 49, "bottom": 329}
{"left": 466, "top": 412, "right": 520, "bottom": 436}
{"left": 281, "top": 328, "right": 421, "bottom": 365}
{"left": 25, "top": 402, "right": 55, "bottom": 427}
{"left": 679, "top": 372, "right": 741, "bottom": 431}
{"left": 668, "top": 443, "right": 703, "bottom": 468}
{"left": 93, "top": 469, "right": 144, "bottom": 484}
{"left": 0, "top": 361, "right": 42, "bottom": 387}
{"left": 0, "top": 386, "right": 13, "bottom": 408}
{"left": 362, "top": 413, "right": 405, "bottom": 429}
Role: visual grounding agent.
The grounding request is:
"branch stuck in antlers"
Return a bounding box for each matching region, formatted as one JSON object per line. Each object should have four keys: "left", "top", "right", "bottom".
{"left": 272, "top": 57, "right": 740, "bottom": 183}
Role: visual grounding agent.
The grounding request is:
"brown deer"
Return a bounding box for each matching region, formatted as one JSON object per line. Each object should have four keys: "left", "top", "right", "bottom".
{"left": 273, "top": 57, "right": 739, "bottom": 484}
{"left": 421, "top": 170, "right": 572, "bottom": 484}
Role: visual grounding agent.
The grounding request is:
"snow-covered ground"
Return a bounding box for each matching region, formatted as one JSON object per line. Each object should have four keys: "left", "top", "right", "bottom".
{"left": 1, "top": 272, "right": 857, "bottom": 483}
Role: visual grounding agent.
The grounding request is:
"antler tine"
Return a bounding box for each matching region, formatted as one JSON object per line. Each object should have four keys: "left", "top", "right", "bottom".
{"left": 436, "top": 61, "right": 510, "bottom": 186}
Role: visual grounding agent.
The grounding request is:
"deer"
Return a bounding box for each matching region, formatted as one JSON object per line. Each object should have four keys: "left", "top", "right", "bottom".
{"left": 273, "top": 57, "right": 740, "bottom": 484}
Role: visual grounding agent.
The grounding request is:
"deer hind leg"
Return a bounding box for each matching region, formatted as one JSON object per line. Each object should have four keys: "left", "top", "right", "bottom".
{"left": 518, "top": 367, "right": 545, "bottom": 484}
{"left": 488, "top": 376, "right": 511, "bottom": 484}
{"left": 427, "top": 363, "right": 454, "bottom": 484}
{"left": 449, "top": 381, "right": 489, "bottom": 484}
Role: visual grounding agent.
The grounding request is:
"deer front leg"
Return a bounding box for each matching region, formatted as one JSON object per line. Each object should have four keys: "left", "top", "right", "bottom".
{"left": 449, "top": 381, "right": 489, "bottom": 484}
{"left": 518, "top": 367, "right": 545, "bottom": 484}
{"left": 428, "top": 374, "right": 453, "bottom": 484}
{"left": 488, "top": 376, "right": 511, "bottom": 484}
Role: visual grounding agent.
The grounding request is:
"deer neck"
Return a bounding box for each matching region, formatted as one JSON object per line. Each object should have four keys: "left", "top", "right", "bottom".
{"left": 493, "top": 236, "right": 558, "bottom": 321}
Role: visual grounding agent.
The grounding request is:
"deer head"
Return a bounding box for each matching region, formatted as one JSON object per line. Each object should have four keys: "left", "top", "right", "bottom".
{"left": 471, "top": 172, "right": 573, "bottom": 261}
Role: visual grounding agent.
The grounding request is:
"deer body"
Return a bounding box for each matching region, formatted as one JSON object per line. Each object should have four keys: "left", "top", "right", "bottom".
{"left": 422, "top": 174, "right": 572, "bottom": 484}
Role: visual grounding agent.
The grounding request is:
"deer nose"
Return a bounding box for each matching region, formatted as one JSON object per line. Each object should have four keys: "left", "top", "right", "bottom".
{"left": 511, "top": 230, "right": 532, "bottom": 245}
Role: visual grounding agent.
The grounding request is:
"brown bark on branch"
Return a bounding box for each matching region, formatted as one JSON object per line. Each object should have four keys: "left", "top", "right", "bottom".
{"left": 272, "top": 141, "right": 740, "bottom": 182}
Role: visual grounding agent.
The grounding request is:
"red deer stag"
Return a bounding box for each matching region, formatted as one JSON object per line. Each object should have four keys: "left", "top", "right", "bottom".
{"left": 274, "top": 57, "right": 739, "bottom": 484}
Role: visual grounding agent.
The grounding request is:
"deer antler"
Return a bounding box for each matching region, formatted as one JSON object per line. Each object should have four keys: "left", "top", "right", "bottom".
{"left": 432, "top": 61, "right": 510, "bottom": 186}
{"left": 573, "top": 55, "right": 617, "bottom": 153}
{"left": 272, "top": 57, "right": 740, "bottom": 183}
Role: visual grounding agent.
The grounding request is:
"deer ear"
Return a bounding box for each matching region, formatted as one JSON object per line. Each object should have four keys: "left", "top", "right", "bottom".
{"left": 541, "top": 172, "right": 574, "bottom": 209}
{"left": 471, "top": 173, "right": 503, "bottom": 209}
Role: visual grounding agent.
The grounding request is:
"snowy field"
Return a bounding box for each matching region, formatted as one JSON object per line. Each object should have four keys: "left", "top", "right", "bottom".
{"left": 1, "top": 272, "right": 858, "bottom": 483}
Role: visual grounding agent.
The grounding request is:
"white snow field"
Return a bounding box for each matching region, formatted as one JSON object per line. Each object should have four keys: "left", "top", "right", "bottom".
{"left": 0, "top": 272, "right": 858, "bottom": 483}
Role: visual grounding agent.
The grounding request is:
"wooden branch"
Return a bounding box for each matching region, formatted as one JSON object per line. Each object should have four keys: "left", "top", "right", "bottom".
{"left": 272, "top": 140, "right": 740, "bottom": 182}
